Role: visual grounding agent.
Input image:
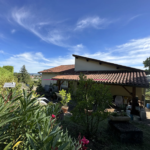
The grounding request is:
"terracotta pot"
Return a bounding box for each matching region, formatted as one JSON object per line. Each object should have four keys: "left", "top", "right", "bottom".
{"left": 84, "top": 109, "right": 93, "bottom": 115}
{"left": 61, "top": 106, "right": 69, "bottom": 113}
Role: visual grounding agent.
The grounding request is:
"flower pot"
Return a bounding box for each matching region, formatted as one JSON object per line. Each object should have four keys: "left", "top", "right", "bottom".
{"left": 84, "top": 109, "right": 93, "bottom": 116}
{"left": 61, "top": 106, "right": 69, "bottom": 113}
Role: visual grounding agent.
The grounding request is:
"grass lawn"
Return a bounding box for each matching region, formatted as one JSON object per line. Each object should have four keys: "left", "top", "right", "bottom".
{"left": 61, "top": 117, "right": 150, "bottom": 150}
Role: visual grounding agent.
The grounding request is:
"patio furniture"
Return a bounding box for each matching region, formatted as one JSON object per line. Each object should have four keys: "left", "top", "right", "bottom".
{"left": 108, "top": 120, "right": 143, "bottom": 143}
{"left": 115, "top": 96, "right": 123, "bottom": 106}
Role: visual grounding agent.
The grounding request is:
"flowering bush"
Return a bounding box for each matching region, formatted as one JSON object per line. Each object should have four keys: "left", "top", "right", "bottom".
{"left": 78, "top": 133, "right": 89, "bottom": 150}
{"left": 0, "top": 89, "right": 81, "bottom": 150}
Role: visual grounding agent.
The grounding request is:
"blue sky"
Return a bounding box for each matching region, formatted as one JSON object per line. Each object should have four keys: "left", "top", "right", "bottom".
{"left": 0, "top": 0, "right": 150, "bottom": 73}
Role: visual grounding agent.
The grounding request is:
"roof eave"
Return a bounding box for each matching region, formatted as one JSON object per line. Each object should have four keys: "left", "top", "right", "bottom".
{"left": 72, "top": 54, "right": 144, "bottom": 71}
{"left": 52, "top": 77, "right": 149, "bottom": 88}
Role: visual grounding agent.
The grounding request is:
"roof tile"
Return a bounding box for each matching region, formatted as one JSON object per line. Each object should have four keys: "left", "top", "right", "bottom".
{"left": 38, "top": 65, "right": 75, "bottom": 73}
{"left": 52, "top": 70, "right": 149, "bottom": 88}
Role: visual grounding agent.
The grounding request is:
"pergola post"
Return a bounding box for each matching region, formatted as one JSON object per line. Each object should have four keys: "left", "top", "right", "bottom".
{"left": 57, "top": 80, "right": 65, "bottom": 91}
{"left": 57, "top": 80, "right": 61, "bottom": 91}
{"left": 131, "top": 87, "right": 136, "bottom": 114}
{"left": 143, "top": 88, "right": 146, "bottom": 108}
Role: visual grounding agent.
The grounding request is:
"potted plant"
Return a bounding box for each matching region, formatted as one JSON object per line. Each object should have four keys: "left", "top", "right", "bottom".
{"left": 59, "top": 89, "right": 71, "bottom": 113}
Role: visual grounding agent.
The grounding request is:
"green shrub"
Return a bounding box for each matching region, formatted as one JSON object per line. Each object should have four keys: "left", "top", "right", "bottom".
{"left": 0, "top": 67, "right": 14, "bottom": 89}
{"left": 3, "top": 66, "right": 14, "bottom": 74}
{"left": 36, "top": 84, "right": 45, "bottom": 93}
{"left": 69, "top": 73, "right": 113, "bottom": 139}
{"left": 0, "top": 89, "right": 80, "bottom": 149}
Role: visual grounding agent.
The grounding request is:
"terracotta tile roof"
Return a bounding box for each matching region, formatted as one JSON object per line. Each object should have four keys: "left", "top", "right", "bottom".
{"left": 38, "top": 65, "right": 75, "bottom": 73}
{"left": 52, "top": 70, "right": 149, "bottom": 88}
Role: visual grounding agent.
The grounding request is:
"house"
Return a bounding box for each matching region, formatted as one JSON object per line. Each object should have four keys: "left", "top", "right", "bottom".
{"left": 38, "top": 65, "right": 74, "bottom": 91}
{"left": 30, "top": 75, "right": 34, "bottom": 79}
{"left": 38, "top": 54, "right": 149, "bottom": 102}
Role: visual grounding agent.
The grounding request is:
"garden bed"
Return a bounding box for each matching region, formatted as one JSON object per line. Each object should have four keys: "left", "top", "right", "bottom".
{"left": 60, "top": 117, "right": 150, "bottom": 150}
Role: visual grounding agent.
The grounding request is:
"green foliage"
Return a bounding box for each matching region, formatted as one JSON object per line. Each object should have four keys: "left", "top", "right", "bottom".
{"left": 14, "top": 72, "right": 22, "bottom": 83}
{"left": 145, "top": 69, "right": 150, "bottom": 75}
{"left": 69, "top": 73, "right": 113, "bottom": 139}
{"left": 111, "top": 112, "right": 117, "bottom": 116}
{"left": 143, "top": 57, "right": 150, "bottom": 74}
{"left": 36, "top": 83, "right": 45, "bottom": 93}
{"left": 59, "top": 89, "right": 71, "bottom": 106}
{"left": 32, "top": 79, "right": 41, "bottom": 86}
{"left": 20, "top": 65, "right": 31, "bottom": 84}
{"left": 3, "top": 66, "right": 14, "bottom": 74}
{"left": 0, "top": 89, "right": 80, "bottom": 149}
{"left": 31, "top": 90, "right": 43, "bottom": 99}
{"left": 28, "top": 81, "right": 34, "bottom": 91}
{"left": 0, "top": 67, "right": 14, "bottom": 89}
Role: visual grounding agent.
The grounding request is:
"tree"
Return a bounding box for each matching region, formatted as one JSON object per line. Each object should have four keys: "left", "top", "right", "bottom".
{"left": 14, "top": 72, "right": 22, "bottom": 83}
{"left": 3, "top": 66, "right": 14, "bottom": 73}
{"left": 20, "top": 65, "right": 31, "bottom": 84}
{"left": 69, "top": 73, "right": 112, "bottom": 139}
{"left": 143, "top": 57, "right": 150, "bottom": 74}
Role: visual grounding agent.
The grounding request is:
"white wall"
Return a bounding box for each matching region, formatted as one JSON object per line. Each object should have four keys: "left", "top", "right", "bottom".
{"left": 75, "top": 57, "right": 131, "bottom": 71}
{"left": 41, "top": 73, "right": 59, "bottom": 87}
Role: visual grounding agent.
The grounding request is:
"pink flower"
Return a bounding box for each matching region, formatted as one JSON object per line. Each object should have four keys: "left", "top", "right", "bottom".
{"left": 77, "top": 134, "right": 89, "bottom": 150}
{"left": 51, "top": 114, "right": 56, "bottom": 119}
{"left": 81, "top": 136, "right": 89, "bottom": 145}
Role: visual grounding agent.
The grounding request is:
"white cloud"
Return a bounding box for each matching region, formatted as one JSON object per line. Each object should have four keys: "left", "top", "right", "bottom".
{"left": 1, "top": 36, "right": 149, "bottom": 72}
{"left": 0, "top": 50, "right": 4, "bottom": 54}
{"left": 11, "top": 29, "right": 16, "bottom": 34}
{"left": 69, "top": 44, "right": 85, "bottom": 54}
{"left": 75, "top": 16, "right": 111, "bottom": 30}
{"left": 11, "top": 7, "right": 70, "bottom": 47}
{"left": 83, "top": 37, "right": 150, "bottom": 70}
{"left": 0, "top": 52, "right": 74, "bottom": 73}
{"left": 125, "top": 14, "right": 142, "bottom": 25}
{"left": 11, "top": 7, "right": 86, "bottom": 51}
{"left": 11, "top": 7, "right": 88, "bottom": 53}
